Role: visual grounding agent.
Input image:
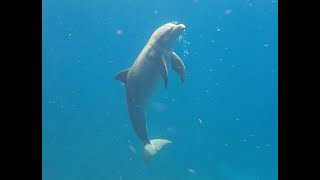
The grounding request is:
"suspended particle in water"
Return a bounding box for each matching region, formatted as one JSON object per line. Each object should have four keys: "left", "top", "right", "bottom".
{"left": 224, "top": 9, "right": 233, "bottom": 15}
{"left": 67, "top": 33, "right": 72, "bottom": 40}
{"left": 116, "top": 29, "right": 124, "bottom": 35}
{"left": 49, "top": 47, "right": 55, "bottom": 54}
{"left": 182, "top": 39, "right": 187, "bottom": 44}
{"left": 183, "top": 50, "right": 189, "bottom": 56}
{"left": 151, "top": 102, "right": 166, "bottom": 112}
{"left": 75, "top": 56, "right": 81, "bottom": 64}
{"left": 112, "top": 136, "right": 119, "bottom": 143}
{"left": 178, "top": 31, "right": 189, "bottom": 56}
{"left": 57, "top": 15, "right": 63, "bottom": 25}
{"left": 166, "top": 127, "right": 175, "bottom": 133}
{"left": 154, "top": 10, "right": 158, "bottom": 14}
{"left": 187, "top": 168, "right": 196, "bottom": 175}
{"left": 216, "top": 27, "right": 221, "bottom": 32}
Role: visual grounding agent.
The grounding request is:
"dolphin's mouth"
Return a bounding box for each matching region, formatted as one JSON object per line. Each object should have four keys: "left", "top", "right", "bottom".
{"left": 175, "top": 24, "right": 185, "bottom": 31}
{"left": 172, "top": 24, "right": 185, "bottom": 34}
{"left": 178, "top": 24, "right": 185, "bottom": 30}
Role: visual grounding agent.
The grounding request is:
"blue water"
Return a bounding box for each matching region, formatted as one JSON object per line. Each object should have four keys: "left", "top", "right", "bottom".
{"left": 42, "top": 0, "right": 278, "bottom": 179}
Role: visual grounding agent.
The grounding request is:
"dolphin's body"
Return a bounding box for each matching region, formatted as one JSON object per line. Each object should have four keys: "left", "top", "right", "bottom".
{"left": 115, "top": 23, "right": 186, "bottom": 163}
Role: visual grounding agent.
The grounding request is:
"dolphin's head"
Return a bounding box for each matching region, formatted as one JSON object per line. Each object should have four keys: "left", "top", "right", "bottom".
{"left": 151, "top": 23, "right": 185, "bottom": 49}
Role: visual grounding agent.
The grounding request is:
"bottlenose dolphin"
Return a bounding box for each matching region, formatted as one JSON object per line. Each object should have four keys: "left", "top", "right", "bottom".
{"left": 115, "top": 22, "right": 186, "bottom": 163}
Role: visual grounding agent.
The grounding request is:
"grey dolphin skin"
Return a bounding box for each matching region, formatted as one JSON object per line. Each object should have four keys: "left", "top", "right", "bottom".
{"left": 115, "top": 23, "right": 186, "bottom": 163}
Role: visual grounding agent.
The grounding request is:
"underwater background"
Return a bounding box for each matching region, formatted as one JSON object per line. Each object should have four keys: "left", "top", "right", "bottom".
{"left": 42, "top": 0, "right": 278, "bottom": 179}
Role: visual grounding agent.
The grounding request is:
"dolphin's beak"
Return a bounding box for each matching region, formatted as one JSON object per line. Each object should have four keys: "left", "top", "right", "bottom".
{"left": 172, "top": 24, "right": 185, "bottom": 34}
{"left": 178, "top": 24, "right": 185, "bottom": 30}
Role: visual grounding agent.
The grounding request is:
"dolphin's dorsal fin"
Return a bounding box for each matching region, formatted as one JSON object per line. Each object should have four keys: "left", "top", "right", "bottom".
{"left": 115, "top": 68, "right": 130, "bottom": 84}
{"left": 170, "top": 52, "right": 186, "bottom": 83}
{"left": 159, "top": 56, "right": 168, "bottom": 90}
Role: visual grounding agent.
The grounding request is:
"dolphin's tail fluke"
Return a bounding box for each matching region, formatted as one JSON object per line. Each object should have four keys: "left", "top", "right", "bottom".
{"left": 143, "top": 139, "right": 172, "bottom": 163}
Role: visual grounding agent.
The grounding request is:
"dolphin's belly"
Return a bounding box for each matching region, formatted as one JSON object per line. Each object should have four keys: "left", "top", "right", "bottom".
{"left": 126, "top": 57, "right": 161, "bottom": 106}
{"left": 124, "top": 56, "right": 162, "bottom": 144}
{"left": 126, "top": 74, "right": 160, "bottom": 107}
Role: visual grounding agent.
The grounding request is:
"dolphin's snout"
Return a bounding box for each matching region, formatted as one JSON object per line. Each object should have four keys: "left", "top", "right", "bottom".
{"left": 178, "top": 24, "right": 185, "bottom": 30}
{"left": 172, "top": 24, "right": 185, "bottom": 33}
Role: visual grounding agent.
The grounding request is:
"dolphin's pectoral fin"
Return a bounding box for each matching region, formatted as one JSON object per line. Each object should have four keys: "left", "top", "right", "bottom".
{"left": 159, "top": 56, "right": 168, "bottom": 90}
{"left": 115, "top": 68, "right": 130, "bottom": 84}
{"left": 170, "top": 52, "right": 186, "bottom": 83}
